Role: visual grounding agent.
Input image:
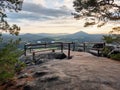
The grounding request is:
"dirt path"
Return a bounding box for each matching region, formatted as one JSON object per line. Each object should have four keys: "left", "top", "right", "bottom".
{"left": 2, "top": 51, "right": 120, "bottom": 90}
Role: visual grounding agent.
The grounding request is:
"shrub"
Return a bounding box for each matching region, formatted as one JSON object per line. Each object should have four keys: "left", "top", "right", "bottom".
{"left": 110, "top": 53, "right": 120, "bottom": 61}
{"left": 102, "top": 46, "right": 114, "bottom": 57}
{"left": 0, "top": 39, "right": 25, "bottom": 84}
{"left": 15, "top": 61, "right": 26, "bottom": 74}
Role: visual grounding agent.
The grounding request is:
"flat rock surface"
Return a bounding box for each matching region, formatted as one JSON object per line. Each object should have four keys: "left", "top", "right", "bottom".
{"left": 2, "top": 51, "right": 120, "bottom": 90}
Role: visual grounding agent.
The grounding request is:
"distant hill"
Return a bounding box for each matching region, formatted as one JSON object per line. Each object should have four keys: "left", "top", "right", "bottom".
{"left": 59, "top": 31, "right": 104, "bottom": 42}
{"left": 2, "top": 31, "right": 104, "bottom": 43}
{"left": 36, "top": 33, "right": 68, "bottom": 37}
{"left": 2, "top": 33, "right": 44, "bottom": 42}
{"left": 21, "top": 33, "right": 68, "bottom": 38}
{"left": 67, "top": 31, "right": 89, "bottom": 38}
{"left": 1, "top": 31, "right": 105, "bottom": 49}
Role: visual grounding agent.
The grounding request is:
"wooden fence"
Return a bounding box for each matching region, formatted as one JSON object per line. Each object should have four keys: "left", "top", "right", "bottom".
{"left": 24, "top": 41, "right": 106, "bottom": 61}
{"left": 82, "top": 42, "right": 105, "bottom": 56}
{"left": 24, "top": 42, "right": 75, "bottom": 59}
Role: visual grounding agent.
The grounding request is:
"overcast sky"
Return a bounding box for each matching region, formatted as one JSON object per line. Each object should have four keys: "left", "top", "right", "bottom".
{"left": 7, "top": 0, "right": 120, "bottom": 34}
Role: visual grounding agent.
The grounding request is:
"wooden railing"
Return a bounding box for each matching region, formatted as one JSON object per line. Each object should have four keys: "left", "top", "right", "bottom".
{"left": 24, "top": 41, "right": 106, "bottom": 60}
{"left": 83, "top": 42, "right": 106, "bottom": 56}
{"left": 24, "top": 42, "right": 75, "bottom": 59}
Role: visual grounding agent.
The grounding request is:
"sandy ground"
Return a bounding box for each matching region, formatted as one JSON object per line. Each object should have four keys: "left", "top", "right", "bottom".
{"left": 1, "top": 50, "right": 120, "bottom": 90}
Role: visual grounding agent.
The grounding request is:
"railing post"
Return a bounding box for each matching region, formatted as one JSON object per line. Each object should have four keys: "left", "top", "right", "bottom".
{"left": 45, "top": 42, "right": 47, "bottom": 48}
{"left": 52, "top": 49, "right": 55, "bottom": 52}
{"left": 24, "top": 45, "right": 26, "bottom": 56}
{"left": 33, "top": 52, "right": 36, "bottom": 64}
{"left": 103, "top": 42, "right": 106, "bottom": 48}
{"left": 83, "top": 43, "right": 86, "bottom": 52}
{"left": 72, "top": 42, "right": 75, "bottom": 51}
{"left": 102, "top": 42, "right": 106, "bottom": 56}
{"left": 68, "top": 43, "right": 71, "bottom": 59}
{"left": 30, "top": 47, "right": 32, "bottom": 53}
{"left": 98, "top": 49, "right": 100, "bottom": 56}
{"left": 61, "top": 42, "right": 63, "bottom": 53}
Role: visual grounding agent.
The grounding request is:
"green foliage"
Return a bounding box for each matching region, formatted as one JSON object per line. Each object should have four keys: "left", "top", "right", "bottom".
{"left": 103, "top": 27, "right": 120, "bottom": 44}
{"left": 0, "top": 0, "right": 23, "bottom": 35}
{"left": 110, "top": 27, "right": 120, "bottom": 44}
{"left": 110, "top": 53, "right": 120, "bottom": 61}
{"left": 0, "top": 0, "right": 24, "bottom": 84}
{"left": 15, "top": 61, "right": 26, "bottom": 74}
{"left": 73, "top": 0, "right": 120, "bottom": 26}
{"left": 102, "top": 46, "right": 120, "bottom": 61}
{"left": 103, "top": 35, "right": 114, "bottom": 44}
{"left": 0, "top": 39, "right": 24, "bottom": 83}
{"left": 84, "top": 22, "right": 95, "bottom": 27}
{"left": 102, "top": 46, "right": 112, "bottom": 57}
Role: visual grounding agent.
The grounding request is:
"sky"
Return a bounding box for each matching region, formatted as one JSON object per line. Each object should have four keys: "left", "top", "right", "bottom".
{"left": 7, "top": 0, "right": 120, "bottom": 34}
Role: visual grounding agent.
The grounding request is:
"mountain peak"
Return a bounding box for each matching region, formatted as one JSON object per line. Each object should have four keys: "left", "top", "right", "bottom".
{"left": 74, "top": 31, "right": 88, "bottom": 35}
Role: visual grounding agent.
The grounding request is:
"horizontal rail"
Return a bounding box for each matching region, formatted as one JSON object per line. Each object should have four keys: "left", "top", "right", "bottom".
{"left": 33, "top": 48, "right": 56, "bottom": 53}
{"left": 24, "top": 42, "right": 75, "bottom": 59}
{"left": 25, "top": 42, "right": 74, "bottom": 47}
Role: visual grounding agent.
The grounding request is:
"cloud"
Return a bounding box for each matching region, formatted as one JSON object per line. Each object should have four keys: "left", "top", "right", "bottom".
{"left": 7, "top": 0, "right": 120, "bottom": 34}
{"left": 7, "top": 2, "right": 71, "bottom": 22}
{"left": 63, "top": 0, "right": 74, "bottom": 10}
{"left": 8, "top": 11, "right": 57, "bottom": 23}
{"left": 23, "top": 2, "right": 70, "bottom": 17}
{"left": 25, "top": 0, "right": 46, "bottom": 7}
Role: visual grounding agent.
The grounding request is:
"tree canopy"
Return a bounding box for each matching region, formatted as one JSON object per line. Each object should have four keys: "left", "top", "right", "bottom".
{"left": 0, "top": 0, "right": 23, "bottom": 35}
{"left": 103, "top": 26, "right": 120, "bottom": 44}
{"left": 73, "top": 0, "right": 120, "bottom": 26}
{"left": 0, "top": 0, "right": 24, "bottom": 83}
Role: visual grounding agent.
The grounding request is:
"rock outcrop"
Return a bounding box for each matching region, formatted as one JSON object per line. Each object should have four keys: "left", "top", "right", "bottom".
{"left": 1, "top": 51, "right": 120, "bottom": 90}
{"left": 19, "top": 52, "right": 67, "bottom": 66}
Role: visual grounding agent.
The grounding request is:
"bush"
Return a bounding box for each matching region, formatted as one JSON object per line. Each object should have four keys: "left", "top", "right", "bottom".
{"left": 102, "top": 46, "right": 114, "bottom": 57}
{"left": 0, "top": 39, "right": 25, "bottom": 84}
{"left": 15, "top": 61, "right": 26, "bottom": 74}
{"left": 110, "top": 53, "right": 120, "bottom": 61}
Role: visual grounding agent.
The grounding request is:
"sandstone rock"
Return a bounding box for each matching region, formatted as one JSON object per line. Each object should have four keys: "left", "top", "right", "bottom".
{"left": 23, "top": 81, "right": 35, "bottom": 90}
{"left": 18, "top": 73, "right": 29, "bottom": 79}
{"left": 39, "top": 75, "right": 59, "bottom": 82}
{"left": 54, "top": 52, "right": 66, "bottom": 59}
{"left": 33, "top": 71, "right": 48, "bottom": 77}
